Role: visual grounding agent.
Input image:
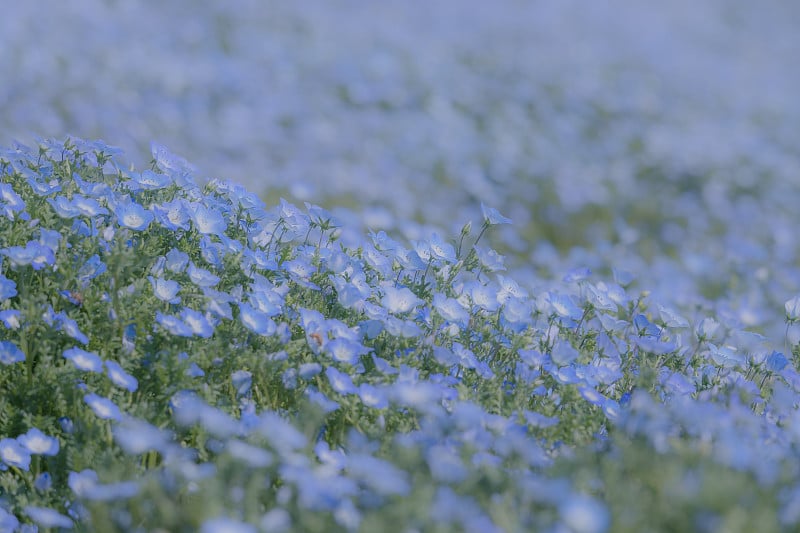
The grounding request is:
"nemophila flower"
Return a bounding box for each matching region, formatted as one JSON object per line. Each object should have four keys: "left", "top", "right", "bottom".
{"left": 326, "top": 337, "right": 370, "bottom": 365}
{"left": 326, "top": 366, "right": 358, "bottom": 395}
{"left": 0, "top": 438, "right": 31, "bottom": 469}
{"left": 200, "top": 516, "right": 257, "bottom": 533}
{"left": 3, "top": 240, "right": 55, "bottom": 270}
{"left": 71, "top": 194, "right": 108, "bottom": 217}
{"left": 84, "top": 393, "right": 122, "bottom": 421}
{"left": 475, "top": 245, "right": 508, "bottom": 272}
{"left": 630, "top": 335, "right": 676, "bottom": 356}
{"left": 155, "top": 311, "right": 194, "bottom": 337}
{"left": 239, "top": 302, "right": 277, "bottom": 336}
{"left": 226, "top": 440, "right": 273, "bottom": 468}
{"left": 56, "top": 313, "right": 89, "bottom": 344}
{"left": 480, "top": 202, "right": 512, "bottom": 225}
{"left": 129, "top": 169, "right": 171, "bottom": 190}
{"left": 547, "top": 292, "right": 583, "bottom": 320}
{"left": 18, "top": 428, "right": 60, "bottom": 456}
{"left": 113, "top": 199, "right": 154, "bottom": 231}
{"left": 153, "top": 199, "right": 191, "bottom": 231}
{"left": 559, "top": 495, "right": 610, "bottom": 533}
{"left": 232, "top": 370, "right": 253, "bottom": 396}
{"left": 180, "top": 307, "right": 216, "bottom": 338}
{"left": 381, "top": 285, "right": 424, "bottom": 314}
{"left": 148, "top": 275, "right": 181, "bottom": 303}
{"left": 427, "top": 444, "right": 467, "bottom": 483}
{"left": 0, "top": 340, "right": 25, "bottom": 365}
{"left": 187, "top": 261, "right": 220, "bottom": 288}
{"left": 112, "top": 417, "right": 170, "bottom": 455}
{"left": 63, "top": 347, "right": 103, "bottom": 373}
{"left": 165, "top": 247, "right": 190, "bottom": 272}
{"left": 658, "top": 304, "right": 689, "bottom": 328}
{"left": 306, "top": 387, "right": 340, "bottom": 413}
{"left": 24, "top": 506, "right": 73, "bottom": 529}
{"left": 48, "top": 195, "right": 82, "bottom": 218}
{"left": 105, "top": 360, "right": 138, "bottom": 392}
{"left": 200, "top": 236, "right": 225, "bottom": 268}
{"left": 77, "top": 254, "right": 107, "bottom": 282}
{"left": 260, "top": 509, "right": 291, "bottom": 532}
{"left": 432, "top": 293, "right": 470, "bottom": 326}
{"left": 34, "top": 471, "right": 52, "bottom": 491}
{"left": 551, "top": 339, "right": 580, "bottom": 366}
{"left": 0, "top": 275, "right": 17, "bottom": 300}
{"left": 357, "top": 383, "right": 389, "bottom": 409}
{"left": 0, "top": 182, "right": 25, "bottom": 219}
{"left": 299, "top": 362, "right": 322, "bottom": 379}
{"left": 189, "top": 203, "right": 227, "bottom": 235}
{"left": 427, "top": 232, "right": 457, "bottom": 263}
{"left": 496, "top": 275, "right": 528, "bottom": 302}
{"left": 563, "top": 267, "right": 592, "bottom": 283}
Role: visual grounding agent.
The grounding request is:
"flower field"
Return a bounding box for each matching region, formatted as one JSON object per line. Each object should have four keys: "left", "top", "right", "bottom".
{"left": 1, "top": 1, "right": 800, "bottom": 532}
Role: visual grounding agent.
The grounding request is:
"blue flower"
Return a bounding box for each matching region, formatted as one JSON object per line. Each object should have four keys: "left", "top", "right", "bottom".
{"left": 24, "top": 506, "right": 73, "bottom": 529}
{"left": 0, "top": 438, "right": 31, "bottom": 469}
{"left": 432, "top": 293, "right": 470, "bottom": 326}
{"left": 179, "top": 308, "right": 215, "bottom": 338}
{"left": 78, "top": 254, "right": 107, "bottom": 282}
{"left": 326, "top": 366, "right": 358, "bottom": 395}
{"left": 71, "top": 194, "right": 108, "bottom": 217}
{"left": 63, "top": 347, "right": 104, "bottom": 373}
{"left": 34, "top": 471, "right": 53, "bottom": 491}
{"left": 0, "top": 274, "right": 17, "bottom": 300}
{"left": 112, "top": 418, "right": 170, "bottom": 455}
{"left": 0, "top": 507, "right": 19, "bottom": 531}
{"left": 153, "top": 199, "right": 191, "bottom": 231}
{"left": 148, "top": 275, "right": 181, "bottom": 304}
{"left": 325, "top": 338, "right": 370, "bottom": 366}
{"left": 0, "top": 340, "right": 25, "bottom": 365}
{"left": 0, "top": 182, "right": 25, "bottom": 220}
{"left": 68, "top": 469, "right": 99, "bottom": 497}
{"left": 2, "top": 240, "right": 55, "bottom": 270}
{"left": 114, "top": 200, "right": 154, "bottom": 231}
{"left": 165, "top": 247, "right": 190, "bottom": 272}
{"left": 47, "top": 196, "right": 82, "bottom": 218}
{"left": 190, "top": 203, "right": 227, "bottom": 235}
{"left": 56, "top": 313, "right": 89, "bottom": 345}
{"left": 239, "top": 302, "right": 276, "bottom": 336}
{"left": 84, "top": 393, "right": 122, "bottom": 421}
{"left": 17, "top": 428, "right": 60, "bottom": 456}
{"left": 105, "top": 360, "right": 138, "bottom": 392}
{"left": 480, "top": 203, "right": 512, "bottom": 225}
{"left": 129, "top": 169, "right": 171, "bottom": 190}
{"left": 559, "top": 495, "right": 610, "bottom": 533}
{"left": 381, "top": 285, "right": 424, "bottom": 314}
{"left": 155, "top": 311, "right": 194, "bottom": 337}
{"left": 187, "top": 262, "right": 220, "bottom": 288}
{"left": 427, "top": 232, "right": 457, "bottom": 263}
{"left": 232, "top": 370, "right": 253, "bottom": 396}
{"left": 357, "top": 383, "right": 388, "bottom": 409}
{"left": 200, "top": 517, "right": 257, "bottom": 533}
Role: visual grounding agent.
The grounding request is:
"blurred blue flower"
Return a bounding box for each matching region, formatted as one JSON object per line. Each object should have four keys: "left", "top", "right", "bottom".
{"left": 180, "top": 307, "right": 215, "bottom": 338}
{"left": 239, "top": 302, "right": 276, "bottom": 336}
{"left": 0, "top": 274, "right": 17, "bottom": 300}
{"left": 232, "top": 370, "right": 253, "bottom": 396}
{"left": 0, "top": 340, "right": 25, "bottom": 365}
{"left": 200, "top": 517, "right": 257, "bottom": 533}
{"left": 24, "top": 506, "right": 73, "bottom": 530}
{"left": 83, "top": 393, "right": 122, "bottom": 421}
{"left": 105, "top": 360, "right": 138, "bottom": 392}
{"left": 0, "top": 438, "right": 31, "bottom": 470}
{"left": 559, "top": 494, "right": 610, "bottom": 533}
{"left": 63, "top": 347, "right": 103, "bottom": 373}
{"left": 326, "top": 366, "right": 358, "bottom": 395}
{"left": 0, "top": 182, "right": 26, "bottom": 219}
{"left": 480, "top": 203, "right": 512, "bottom": 225}
{"left": 34, "top": 472, "right": 52, "bottom": 491}
{"left": 18, "top": 428, "right": 60, "bottom": 456}
{"left": 3, "top": 240, "right": 55, "bottom": 270}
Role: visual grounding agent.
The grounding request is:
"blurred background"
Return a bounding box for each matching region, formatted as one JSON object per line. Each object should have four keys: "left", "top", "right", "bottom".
{"left": 2, "top": 0, "right": 800, "bottom": 338}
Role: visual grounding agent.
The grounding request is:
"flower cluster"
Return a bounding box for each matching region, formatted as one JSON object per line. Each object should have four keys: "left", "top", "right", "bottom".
{"left": 0, "top": 138, "right": 799, "bottom": 532}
